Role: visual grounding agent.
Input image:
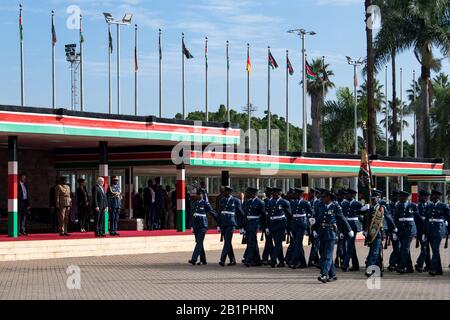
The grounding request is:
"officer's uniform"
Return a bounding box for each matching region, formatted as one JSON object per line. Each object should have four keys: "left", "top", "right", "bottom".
{"left": 287, "top": 189, "right": 312, "bottom": 268}
{"left": 218, "top": 190, "right": 243, "bottom": 265}
{"left": 308, "top": 192, "right": 323, "bottom": 266}
{"left": 107, "top": 180, "right": 122, "bottom": 236}
{"left": 394, "top": 193, "right": 418, "bottom": 273}
{"left": 262, "top": 189, "right": 274, "bottom": 264}
{"left": 388, "top": 193, "right": 401, "bottom": 270}
{"left": 334, "top": 193, "right": 346, "bottom": 268}
{"left": 342, "top": 190, "right": 363, "bottom": 271}
{"left": 190, "top": 196, "right": 216, "bottom": 264}
{"left": 424, "top": 191, "right": 450, "bottom": 275}
{"left": 242, "top": 190, "right": 265, "bottom": 266}
{"left": 415, "top": 191, "right": 431, "bottom": 272}
{"left": 267, "top": 191, "right": 291, "bottom": 267}
{"left": 55, "top": 179, "right": 72, "bottom": 235}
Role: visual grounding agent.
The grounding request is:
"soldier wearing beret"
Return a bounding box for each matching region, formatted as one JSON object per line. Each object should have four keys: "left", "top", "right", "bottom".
{"left": 55, "top": 176, "right": 72, "bottom": 236}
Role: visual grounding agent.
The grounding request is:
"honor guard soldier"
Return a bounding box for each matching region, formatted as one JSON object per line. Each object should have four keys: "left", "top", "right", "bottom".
{"left": 388, "top": 190, "right": 400, "bottom": 271}
{"left": 334, "top": 189, "right": 347, "bottom": 268}
{"left": 242, "top": 187, "right": 265, "bottom": 267}
{"left": 266, "top": 187, "right": 291, "bottom": 268}
{"left": 362, "top": 192, "right": 397, "bottom": 277}
{"left": 261, "top": 187, "right": 274, "bottom": 265}
{"left": 394, "top": 191, "right": 418, "bottom": 274}
{"left": 287, "top": 188, "right": 312, "bottom": 269}
{"left": 189, "top": 188, "right": 217, "bottom": 266}
{"left": 218, "top": 186, "right": 243, "bottom": 266}
{"left": 308, "top": 188, "right": 323, "bottom": 267}
{"left": 341, "top": 188, "right": 363, "bottom": 272}
{"left": 311, "top": 190, "right": 353, "bottom": 283}
{"left": 423, "top": 190, "right": 450, "bottom": 276}
{"left": 414, "top": 190, "right": 431, "bottom": 272}
{"left": 107, "top": 176, "right": 122, "bottom": 236}
{"left": 284, "top": 188, "right": 296, "bottom": 264}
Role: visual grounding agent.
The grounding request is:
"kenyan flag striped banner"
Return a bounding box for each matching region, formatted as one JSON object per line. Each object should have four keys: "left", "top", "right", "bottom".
{"left": 19, "top": 5, "right": 23, "bottom": 41}
{"left": 306, "top": 61, "right": 316, "bottom": 80}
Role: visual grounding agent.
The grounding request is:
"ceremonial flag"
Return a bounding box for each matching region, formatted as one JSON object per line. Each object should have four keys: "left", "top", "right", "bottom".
{"left": 358, "top": 123, "right": 373, "bottom": 203}
{"left": 287, "top": 56, "right": 294, "bottom": 75}
{"left": 205, "top": 37, "right": 208, "bottom": 70}
{"left": 268, "top": 51, "right": 278, "bottom": 69}
{"left": 51, "top": 15, "right": 56, "bottom": 46}
{"left": 306, "top": 61, "right": 316, "bottom": 80}
{"left": 19, "top": 7, "right": 23, "bottom": 41}
{"left": 79, "top": 18, "right": 84, "bottom": 43}
{"left": 108, "top": 29, "right": 113, "bottom": 53}
{"left": 182, "top": 38, "right": 193, "bottom": 59}
{"left": 226, "top": 41, "right": 230, "bottom": 70}
{"left": 158, "top": 30, "right": 162, "bottom": 60}
{"left": 247, "top": 52, "right": 252, "bottom": 73}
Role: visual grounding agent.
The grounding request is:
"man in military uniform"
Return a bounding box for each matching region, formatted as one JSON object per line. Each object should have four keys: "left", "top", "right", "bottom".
{"left": 284, "top": 188, "right": 296, "bottom": 264}
{"left": 287, "top": 188, "right": 312, "bottom": 269}
{"left": 334, "top": 189, "right": 347, "bottom": 268}
{"left": 341, "top": 188, "right": 363, "bottom": 272}
{"left": 107, "top": 176, "right": 122, "bottom": 236}
{"left": 55, "top": 176, "right": 72, "bottom": 236}
{"left": 415, "top": 190, "right": 431, "bottom": 272}
{"left": 266, "top": 187, "right": 290, "bottom": 268}
{"left": 395, "top": 191, "right": 418, "bottom": 274}
{"left": 261, "top": 187, "right": 274, "bottom": 265}
{"left": 388, "top": 190, "right": 400, "bottom": 271}
{"left": 308, "top": 188, "right": 323, "bottom": 267}
{"left": 242, "top": 187, "right": 265, "bottom": 267}
{"left": 423, "top": 190, "right": 450, "bottom": 276}
{"left": 311, "top": 190, "right": 353, "bottom": 283}
{"left": 189, "top": 188, "right": 217, "bottom": 266}
{"left": 218, "top": 186, "right": 243, "bottom": 266}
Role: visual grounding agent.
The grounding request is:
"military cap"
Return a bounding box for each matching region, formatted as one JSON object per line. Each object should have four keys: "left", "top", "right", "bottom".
{"left": 224, "top": 186, "right": 233, "bottom": 192}
{"left": 293, "top": 188, "right": 305, "bottom": 194}
{"left": 418, "top": 190, "right": 430, "bottom": 197}
{"left": 322, "top": 189, "right": 334, "bottom": 198}
{"left": 338, "top": 188, "right": 348, "bottom": 195}
{"left": 265, "top": 186, "right": 273, "bottom": 192}
{"left": 271, "top": 187, "right": 283, "bottom": 193}
{"left": 371, "top": 189, "right": 383, "bottom": 196}
{"left": 246, "top": 187, "right": 259, "bottom": 193}
{"left": 346, "top": 188, "right": 357, "bottom": 195}
{"left": 399, "top": 191, "right": 410, "bottom": 197}
{"left": 310, "top": 187, "right": 320, "bottom": 193}
{"left": 196, "top": 188, "right": 207, "bottom": 195}
{"left": 431, "top": 189, "right": 442, "bottom": 196}
{"left": 287, "top": 188, "right": 296, "bottom": 194}
{"left": 390, "top": 190, "right": 400, "bottom": 197}
{"left": 77, "top": 178, "right": 86, "bottom": 183}
{"left": 111, "top": 176, "right": 119, "bottom": 181}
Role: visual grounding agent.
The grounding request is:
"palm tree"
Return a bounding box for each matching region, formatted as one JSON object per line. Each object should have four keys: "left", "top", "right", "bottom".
{"left": 365, "top": 0, "right": 376, "bottom": 154}
{"left": 433, "top": 72, "right": 449, "bottom": 88}
{"left": 429, "top": 85, "right": 450, "bottom": 167}
{"left": 307, "top": 58, "right": 335, "bottom": 152}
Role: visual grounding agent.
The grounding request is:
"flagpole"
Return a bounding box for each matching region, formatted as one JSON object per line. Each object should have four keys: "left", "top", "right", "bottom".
{"left": 159, "top": 29, "right": 162, "bottom": 117}
{"left": 51, "top": 10, "right": 56, "bottom": 109}
{"left": 400, "top": 67, "right": 404, "bottom": 190}
{"left": 267, "top": 46, "right": 271, "bottom": 151}
{"left": 116, "top": 23, "right": 120, "bottom": 115}
{"left": 205, "top": 37, "right": 208, "bottom": 121}
{"left": 182, "top": 33, "right": 185, "bottom": 119}
{"left": 226, "top": 41, "right": 230, "bottom": 123}
{"left": 302, "top": 37, "right": 307, "bottom": 152}
{"left": 385, "top": 65, "right": 389, "bottom": 200}
{"left": 413, "top": 70, "right": 417, "bottom": 158}
{"left": 79, "top": 14, "right": 84, "bottom": 112}
{"left": 247, "top": 43, "right": 251, "bottom": 150}
{"left": 108, "top": 23, "right": 112, "bottom": 114}
{"left": 286, "top": 50, "right": 289, "bottom": 152}
{"left": 19, "top": 4, "right": 25, "bottom": 107}
{"left": 134, "top": 24, "right": 138, "bottom": 116}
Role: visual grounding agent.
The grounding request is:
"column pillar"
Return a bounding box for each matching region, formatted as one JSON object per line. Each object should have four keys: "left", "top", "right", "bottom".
{"left": 411, "top": 184, "right": 418, "bottom": 204}
{"left": 176, "top": 164, "right": 186, "bottom": 232}
{"left": 99, "top": 141, "right": 109, "bottom": 235}
{"left": 301, "top": 173, "right": 309, "bottom": 201}
{"left": 125, "top": 167, "right": 133, "bottom": 219}
{"left": 8, "top": 136, "right": 18, "bottom": 238}
{"left": 221, "top": 170, "right": 230, "bottom": 187}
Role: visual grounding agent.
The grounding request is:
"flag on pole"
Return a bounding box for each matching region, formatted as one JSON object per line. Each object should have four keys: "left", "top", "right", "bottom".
{"left": 51, "top": 14, "right": 56, "bottom": 46}
{"left": 108, "top": 29, "right": 113, "bottom": 53}
{"left": 247, "top": 52, "right": 252, "bottom": 73}
{"left": 182, "top": 38, "right": 193, "bottom": 59}
{"left": 79, "top": 17, "right": 84, "bottom": 43}
{"left": 354, "top": 73, "right": 359, "bottom": 87}
{"left": 158, "top": 30, "right": 162, "bottom": 60}
{"left": 226, "top": 41, "right": 230, "bottom": 71}
{"left": 268, "top": 51, "right": 278, "bottom": 69}
{"left": 19, "top": 7, "right": 23, "bottom": 41}
{"left": 306, "top": 61, "right": 316, "bottom": 80}
{"left": 205, "top": 37, "right": 208, "bottom": 70}
{"left": 134, "top": 44, "right": 138, "bottom": 72}
{"left": 287, "top": 56, "right": 294, "bottom": 76}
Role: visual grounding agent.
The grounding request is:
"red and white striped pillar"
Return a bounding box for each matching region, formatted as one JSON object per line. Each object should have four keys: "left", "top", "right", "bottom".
{"left": 8, "top": 136, "right": 18, "bottom": 238}
{"left": 411, "top": 184, "right": 418, "bottom": 203}
{"left": 99, "top": 141, "right": 109, "bottom": 234}
{"left": 302, "top": 173, "right": 309, "bottom": 201}
{"left": 176, "top": 164, "right": 186, "bottom": 232}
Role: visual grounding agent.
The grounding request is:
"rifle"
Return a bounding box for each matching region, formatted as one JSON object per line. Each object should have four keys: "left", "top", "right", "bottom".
{"left": 241, "top": 234, "right": 247, "bottom": 244}
{"left": 260, "top": 230, "right": 265, "bottom": 242}
{"left": 308, "top": 228, "right": 312, "bottom": 245}
{"left": 285, "top": 233, "right": 290, "bottom": 244}
{"left": 415, "top": 236, "right": 420, "bottom": 249}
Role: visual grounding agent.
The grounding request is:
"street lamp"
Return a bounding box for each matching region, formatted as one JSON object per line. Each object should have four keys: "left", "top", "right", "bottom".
{"left": 288, "top": 29, "right": 316, "bottom": 153}
{"left": 103, "top": 12, "right": 133, "bottom": 115}
{"left": 346, "top": 56, "right": 364, "bottom": 155}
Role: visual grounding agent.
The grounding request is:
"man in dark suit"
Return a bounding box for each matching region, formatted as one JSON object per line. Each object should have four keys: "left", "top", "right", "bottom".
{"left": 92, "top": 177, "right": 108, "bottom": 237}
{"left": 143, "top": 179, "right": 155, "bottom": 230}
{"left": 153, "top": 177, "right": 164, "bottom": 230}
{"left": 18, "top": 173, "right": 30, "bottom": 236}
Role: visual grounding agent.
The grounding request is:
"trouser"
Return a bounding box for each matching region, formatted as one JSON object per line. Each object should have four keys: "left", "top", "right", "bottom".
{"left": 220, "top": 226, "right": 235, "bottom": 263}
{"left": 342, "top": 235, "right": 359, "bottom": 269}
{"left": 191, "top": 228, "right": 207, "bottom": 263}
{"left": 262, "top": 232, "right": 273, "bottom": 261}
{"left": 153, "top": 205, "right": 163, "bottom": 229}
{"left": 416, "top": 233, "right": 431, "bottom": 269}
{"left": 110, "top": 207, "right": 120, "bottom": 233}
{"left": 94, "top": 208, "right": 106, "bottom": 235}
{"left": 389, "top": 237, "right": 400, "bottom": 267}
{"left": 245, "top": 229, "right": 261, "bottom": 265}
{"left": 399, "top": 235, "right": 414, "bottom": 271}
{"left": 319, "top": 239, "right": 336, "bottom": 278}
{"left": 18, "top": 206, "right": 27, "bottom": 234}
{"left": 270, "top": 229, "right": 285, "bottom": 265}
{"left": 145, "top": 206, "right": 155, "bottom": 229}
{"left": 308, "top": 236, "right": 320, "bottom": 265}
{"left": 289, "top": 228, "right": 307, "bottom": 266}
{"left": 285, "top": 238, "right": 294, "bottom": 264}
{"left": 429, "top": 236, "right": 443, "bottom": 274}
{"left": 78, "top": 205, "right": 89, "bottom": 230}
{"left": 366, "top": 236, "right": 382, "bottom": 268}
{"left": 57, "top": 206, "right": 70, "bottom": 233}
{"left": 335, "top": 236, "right": 344, "bottom": 265}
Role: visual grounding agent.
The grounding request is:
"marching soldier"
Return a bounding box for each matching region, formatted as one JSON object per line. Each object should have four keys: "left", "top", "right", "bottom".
{"left": 189, "top": 188, "right": 217, "bottom": 266}
{"left": 334, "top": 189, "right": 347, "bottom": 268}
{"left": 388, "top": 190, "right": 400, "bottom": 271}
{"left": 394, "top": 191, "right": 419, "bottom": 274}
{"left": 341, "top": 188, "right": 363, "bottom": 272}
{"left": 414, "top": 190, "right": 431, "bottom": 272}
{"left": 266, "top": 187, "right": 290, "bottom": 268}
{"left": 261, "top": 187, "right": 274, "bottom": 265}
{"left": 287, "top": 188, "right": 312, "bottom": 269}
{"left": 311, "top": 190, "right": 353, "bottom": 283}
{"left": 284, "top": 188, "right": 296, "bottom": 264}
{"left": 308, "top": 188, "right": 323, "bottom": 267}
{"left": 55, "top": 176, "right": 72, "bottom": 236}
{"left": 423, "top": 190, "right": 450, "bottom": 276}
{"left": 218, "top": 186, "right": 243, "bottom": 266}
{"left": 242, "top": 187, "right": 265, "bottom": 267}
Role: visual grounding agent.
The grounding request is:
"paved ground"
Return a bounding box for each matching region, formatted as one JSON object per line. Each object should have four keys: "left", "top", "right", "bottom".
{"left": 0, "top": 242, "right": 449, "bottom": 300}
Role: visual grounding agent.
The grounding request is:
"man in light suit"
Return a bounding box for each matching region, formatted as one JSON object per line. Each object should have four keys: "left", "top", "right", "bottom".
{"left": 92, "top": 177, "right": 109, "bottom": 237}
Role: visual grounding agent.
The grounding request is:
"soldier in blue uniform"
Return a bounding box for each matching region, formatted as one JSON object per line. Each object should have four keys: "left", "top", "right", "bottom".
{"left": 414, "top": 190, "right": 431, "bottom": 273}
{"left": 341, "top": 188, "right": 363, "bottom": 272}
{"left": 266, "top": 187, "right": 291, "bottom": 268}
{"left": 261, "top": 187, "right": 274, "bottom": 265}
{"left": 334, "top": 189, "right": 347, "bottom": 268}
{"left": 284, "top": 188, "right": 296, "bottom": 264}
{"left": 311, "top": 190, "right": 353, "bottom": 283}
{"left": 107, "top": 176, "right": 122, "bottom": 236}
{"left": 387, "top": 190, "right": 400, "bottom": 271}
{"left": 242, "top": 187, "right": 265, "bottom": 267}
{"left": 423, "top": 190, "right": 450, "bottom": 276}
{"left": 287, "top": 188, "right": 312, "bottom": 269}
{"left": 308, "top": 188, "right": 323, "bottom": 267}
{"left": 188, "top": 188, "right": 217, "bottom": 265}
{"left": 394, "top": 191, "right": 418, "bottom": 274}
{"left": 218, "top": 186, "right": 243, "bottom": 266}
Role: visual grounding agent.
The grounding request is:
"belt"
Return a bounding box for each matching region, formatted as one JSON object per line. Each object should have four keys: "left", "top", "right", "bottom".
{"left": 399, "top": 217, "right": 414, "bottom": 222}
{"left": 292, "top": 214, "right": 306, "bottom": 218}
{"left": 347, "top": 217, "right": 359, "bottom": 221}
{"left": 246, "top": 216, "right": 260, "bottom": 220}
{"left": 319, "top": 223, "right": 335, "bottom": 228}
{"left": 429, "top": 219, "right": 444, "bottom": 223}
{"left": 270, "top": 215, "right": 286, "bottom": 220}
{"left": 193, "top": 213, "right": 206, "bottom": 217}
{"left": 221, "top": 211, "right": 235, "bottom": 215}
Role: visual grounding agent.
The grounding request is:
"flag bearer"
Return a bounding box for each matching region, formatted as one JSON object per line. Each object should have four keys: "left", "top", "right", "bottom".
{"left": 242, "top": 187, "right": 265, "bottom": 267}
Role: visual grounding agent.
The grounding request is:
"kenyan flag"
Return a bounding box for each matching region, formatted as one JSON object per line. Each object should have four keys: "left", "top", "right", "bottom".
{"left": 268, "top": 51, "right": 278, "bottom": 69}
{"left": 287, "top": 56, "right": 294, "bottom": 75}
{"left": 306, "top": 61, "right": 316, "bottom": 81}
{"left": 182, "top": 38, "right": 193, "bottom": 59}
{"left": 19, "top": 9, "right": 23, "bottom": 41}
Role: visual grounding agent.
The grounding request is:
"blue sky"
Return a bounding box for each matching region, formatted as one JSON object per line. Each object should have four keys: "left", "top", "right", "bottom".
{"left": 0, "top": 0, "right": 448, "bottom": 143}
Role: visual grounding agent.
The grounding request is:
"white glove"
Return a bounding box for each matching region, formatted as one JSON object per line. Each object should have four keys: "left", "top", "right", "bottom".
{"left": 191, "top": 227, "right": 194, "bottom": 233}
{"left": 217, "top": 226, "right": 221, "bottom": 233}
{"left": 309, "top": 218, "right": 316, "bottom": 226}
{"left": 240, "top": 229, "right": 246, "bottom": 235}
{"left": 361, "top": 204, "right": 370, "bottom": 211}
{"left": 339, "top": 233, "right": 344, "bottom": 240}
{"left": 422, "top": 234, "right": 427, "bottom": 242}
{"left": 348, "top": 230, "right": 355, "bottom": 238}
{"left": 313, "top": 231, "right": 318, "bottom": 238}
{"left": 392, "top": 233, "right": 398, "bottom": 241}
{"left": 393, "top": 228, "right": 398, "bottom": 233}
{"left": 445, "top": 221, "right": 448, "bottom": 227}
{"left": 265, "top": 228, "right": 270, "bottom": 235}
